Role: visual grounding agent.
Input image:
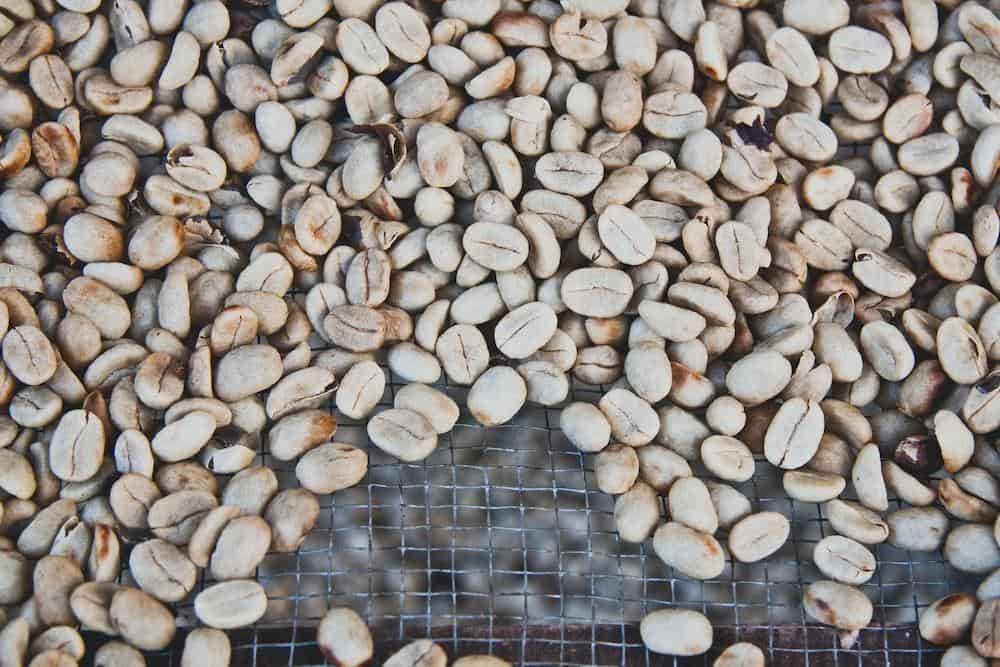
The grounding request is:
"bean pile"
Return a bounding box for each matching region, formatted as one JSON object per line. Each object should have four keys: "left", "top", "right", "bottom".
{"left": 2, "top": 0, "right": 1000, "bottom": 663}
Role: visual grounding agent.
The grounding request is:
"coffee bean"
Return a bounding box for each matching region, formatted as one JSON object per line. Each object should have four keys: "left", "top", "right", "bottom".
{"left": 194, "top": 580, "right": 267, "bottom": 629}
{"left": 639, "top": 609, "right": 712, "bottom": 656}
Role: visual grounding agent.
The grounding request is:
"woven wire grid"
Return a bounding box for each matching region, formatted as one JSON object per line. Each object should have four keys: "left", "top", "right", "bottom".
{"left": 118, "top": 354, "right": 982, "bottom": 667}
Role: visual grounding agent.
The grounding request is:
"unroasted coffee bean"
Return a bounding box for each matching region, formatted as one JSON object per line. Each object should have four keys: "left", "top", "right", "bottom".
{"left": 394, "top": 383, "right": 459, "bottom": 435}
{"left": 109, "top": 588, "right": 175, "bottom": 651}
{"left": 701, "top": 435, "right": 755, "bottom": 483}
{"left": 468, "top": 366, "right": 526, "bottom": 427}
{"left": 210, "top": 515, "right": 271, "bottom": 581}
{"left": 368, "top": 408, "right": 437, "bottom": 462}
{"left": 803, "top": 580, "right": 874, "bottom": 631}
{"left": 764, "top": 398, "right": 823, "bottom": 470}
{"left": 825, "top": 499, "right": 889, "bottom": 545}
{"left": 296, "top": 442, "right": 367, "bottom": 495}
{"left": 194, "top": 580, "right": 267, "bottom": 629}
{"left": 653, "top": 521, "right": 724, "bottom": 580}
{"left": 181, "top": 628, "right": 231, "bottom": 667}
{"left": 560, "top": 402, "right": 611, "bottom": 453}
{"left": 920, "top": 593, "right": 977, "bottom": 647}
{"left": 148, "top": 490, "right": 217, "bottom": 545}
{"left": 335, "top": 360, "right": 385, "bottom": 420}
{"left": 595, "top": 444, "right": 639, "bottom": 495}
{"left": 729, "top": 512, "right": 790, "bottom": 563}
{"left": 714, "top": 643, "right": 766, "bottom": 667}
{"left": 129, "top": 539, "right": 196, "bottom": 603}
{"left": 946, "top": 523, "right": 1000, "bottom": 574}
{"left": 813, "top": 536, "right": 876, "bottom": 585}
{"left": 317, "top": 607, "right": 373, "bottom": 667}
{"left": 639, "top": 609, "right": 712, "bottom": 657}
{"left": 598, "top": 389, "right": 659, "bottom": 447}
{"left": 973, "top": 599, "right": 1000, "bottom": 658}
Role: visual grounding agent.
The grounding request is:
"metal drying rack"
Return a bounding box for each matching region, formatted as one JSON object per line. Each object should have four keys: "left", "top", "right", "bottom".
{"left": 109, "top": 363, "right": 979, "bottom": 666}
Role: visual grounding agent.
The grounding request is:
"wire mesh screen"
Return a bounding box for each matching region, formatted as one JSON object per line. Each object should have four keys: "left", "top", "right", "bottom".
{"left": 118, "top": 360, "right": 980, "bottom": 666}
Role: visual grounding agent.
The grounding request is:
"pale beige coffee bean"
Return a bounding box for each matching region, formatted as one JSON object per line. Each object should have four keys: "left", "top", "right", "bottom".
{"left": 775, "top": 113, "right": 837, "bottom": 163}
{"left": 828, "top": 27, "right": 892, "bottom": 74}
{"left": 494, "top": 302, "right": 557, "bottom": 359}
{"left": 643, "top": 87, "right": 708, "bottom": 138}
{"left": 726, "top": 349, "right": 792, "bottom": 406}
{"left": 727, "top": 62, "right": 788, "bottom": 108}
{"left": 938, "top": 317, "right": 988, "bottom": 384}
{"left": 728, "top": 512, "right": 790, "bottom": 563}
{"left": 928, "top": 232, "right": 977, "bottom": 282}
{"left": 825, "top": 499, "right": 889, "bottom": 545}
{"left": 668, "top": 476, "right": 718, "bottom": 534}
{"left": 345, "top": 249, "right": 391, "bottom": 307}
{"left": 264, "top": 488, "right": 319, "bottom": 553}
{"left": 296, "top": 442, "right": 367, "bottom": 495}
{"left": 148, "top": 490, "right": 217, "bottom": 545}
{"left": 323, "top": 305, "right": 386, "bottom": 353}
{"left": 417, "top": 122, "right": 464, "bottom": 188}
{"left": 317, "top": 607, "right": 373, "bottom": 667}
{"left": 652, "top": 521, "right": 725, "bottom": 580}
{"left": 638, "top": 300, "right": 706, "bottom": 343}
{"left": 384, "top": 640, "right": 447, "bottom": 667}
{"left": 3, "top": 326, "right": 57, "bottom": 386}
{"left": 851, "top": 248, "right": 916, "bottom": 298}
{"left": 639, "top": 609, "right": 712, "bottom": 657}
{"left": 973, "top": 599, "right": 1000, "bottom": 657}
{"left": 209, "top": 515, "right": 271, "bottom": 581}
{"left": 624, "top": 343, "right": 671, "bottom": 404}
{"left": 813, "top": 535, "right": 876, "bottom": 585}
{"left": 462, "top": 222, "right": 528, "bottom": 271}
{"left": 28, "top": 625, "right": 86, "bottom": 667}
{"left": 181, "top": 628, "right": 231, "bottom": 667}
{"left": 108, "top": 588, "right": 175, "bottom": 651}
{"left": 194, "top": 580, "right": 267, "bottom": 630}
{"left": 764, "top": 398, "right": 823, "bottom": 469}
{"left": 859, "top": 321, "right": 915, "bottom": 381}
{"left": 803, "top": 581, "right": 874, "bottom": 631}
{"left": 468, "top": 366, "right": 526, "bottom": 427}
{"left": 336, "top": 360, "right": 384, "bottom": 420}
{"left": 598, "top": 389, "right": 659, "bottom": 447}
{"left": 613, "top": 480, "right": 660, "bottom": 543}
{"left": 701, "top": 435, "right": 754, "bottom": 483}
{"left": 883, "top": 461, "right": 936, "bottom": 507}
{"left": 783, "top": 470, "right": 846, "bottom": 503}
{"left": 851, "top": 443, "right": 888, "bottom": 513}
{"left": 368, "top": 409, "right": 437, "bottom": 462}
{"left": 705, "top": 396, "right": 746, "bottom": 436}
{"left": 187, "top": 506, "right": 240, "bottom": 569}
{"left": 714, "top": 643, "right": 766, "bottom": 667}
{"left": 940, "top": 478, "right": 997, "bottom": 524}
{"left": 129, "top": 538, "right": 196, "bottom": 603}
{"left": 151, "top": 410, "right": 216, "bottom": 463}
{"left": 219, "top": 466, "right": 278, "bottom": 517}
{"left": 919, "top": 593, "right": 977, "bottom": 647}
{"left": 560, "top": 402, "right": 611, "bottom": 453}
{"left": 394, "top": 383, "right": 460, "bottom": 434}
{"left": 534, "top": 152, "right": 604, "bottom": 196}
{"left": 594, "top": 444, "right": 639, "bottom": 495}
{"left": 935, "top": 410, "right": 975, "bottom": 473}
{"left": 898, "top": 133, "right": 960, "bottom": 176}
{"left": 267, "top": 409, "right": 337, "bottom": 462}
{"left": 887, "top": 506, "right": 950, "bottom": 552}
{"left": 109, "top": 475, "right": 159, "bottom": 531}
{"left": 939, "top": 645, "right": 986, "bottom": 667}
{"left": 436, "top": 324, "right": 490, "bottom": 385}
{"left": 48, "top": 409, "right": 104, "bottom": 482}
